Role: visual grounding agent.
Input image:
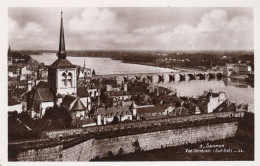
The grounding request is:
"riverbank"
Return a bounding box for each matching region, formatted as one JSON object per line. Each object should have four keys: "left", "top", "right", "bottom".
{"left": 228, "top": 74, "right": 254, "bottom": 86}
{"left": 121, "top": 60, "right": 202, "bottom": 72}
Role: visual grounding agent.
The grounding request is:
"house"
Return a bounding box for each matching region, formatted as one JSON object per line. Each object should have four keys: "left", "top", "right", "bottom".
{"left": 80, "top": 118, "right": 97, "bottom": 127}
{"left": 77, "top": 87, "right": 91, "bottom": 110}
{"left": 195, "top": 90, "right": 227, "bottom": 114}
{"left": 94, "top": 106, "right": 132, "bottom": 125}
{"left": 8, "top": 96, "right": 22, "bottom": 114}
{"left": 168, "top": 107, "right": 192, "bottom": 117}
{"left": 136, "top": 104, "right": 175, "bottom": 120}
{"left": 77, "top": 62, "right": 92, "bottom": 80}
{"left": 31, "top": 87, "right": 55, "bottom": 118}
{"left": 61, "top": 95, "right": 88, "bottom": 117}
{"left": 109, "top": 90, "right": 136, "bottom": 101}
{"left": 224, "top": 63, "right": 252, "bottom": 76}
{"left": 154, "top": 94, "right": 183, "bottom": 106}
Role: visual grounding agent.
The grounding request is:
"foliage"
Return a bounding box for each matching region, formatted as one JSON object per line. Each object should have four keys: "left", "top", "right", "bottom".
{"left": 108, "top": 151, "right": 114, "bottom": 158}
{"left": 112, "top": 116, "right": 119, "bottom": 124}
{"left": 44, "top": 106, "right": 72, "bottom": 128}
{"left": 132, "top": 139, "right": 141, "bottom": 152}
{"left": 118, "top": 148, "right": 124, "bottom": 156}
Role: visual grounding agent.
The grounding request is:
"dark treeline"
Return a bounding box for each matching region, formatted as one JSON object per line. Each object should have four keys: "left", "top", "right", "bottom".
{"left": 16, "top": 50, "right": 254, "bottom": 69}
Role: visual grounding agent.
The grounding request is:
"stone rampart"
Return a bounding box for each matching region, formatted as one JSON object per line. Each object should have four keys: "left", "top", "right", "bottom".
{"left": 12, "top": 121, "right": 241, "bottom": 161}
{"left": 10, "top": 111, "right": 253, "bottom": 161}
{"left": 41, "top": 111, "right": 245, "bottom": 139}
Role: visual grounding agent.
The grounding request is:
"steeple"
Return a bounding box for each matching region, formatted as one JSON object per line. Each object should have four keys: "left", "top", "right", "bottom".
{"left": 57, "top": 10, "right": 67, "bottom": 59}
{"left": 8, "top": 45, "right": 11, "bottom": 55}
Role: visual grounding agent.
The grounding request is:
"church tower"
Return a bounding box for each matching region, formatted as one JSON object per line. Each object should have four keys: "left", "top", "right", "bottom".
{"left": 48, "top": 11, "right": 77, "bottom": 95}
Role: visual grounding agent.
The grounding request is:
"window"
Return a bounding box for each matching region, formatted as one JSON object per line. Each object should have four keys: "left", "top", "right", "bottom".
{"left": 67, "top": 72, "right": 72, "bottom": 87}
{"left": 62, "top": 72, "right": 66, "bottom": 86}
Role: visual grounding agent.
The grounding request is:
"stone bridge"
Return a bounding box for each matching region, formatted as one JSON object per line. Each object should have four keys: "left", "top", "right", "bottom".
{"left": 93, "top": 71, "right": 224, "bottom": 84}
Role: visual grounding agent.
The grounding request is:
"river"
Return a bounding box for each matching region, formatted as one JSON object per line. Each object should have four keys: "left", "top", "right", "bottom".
{"left": 31, "top": 53, "right": 254, "bottom": 112}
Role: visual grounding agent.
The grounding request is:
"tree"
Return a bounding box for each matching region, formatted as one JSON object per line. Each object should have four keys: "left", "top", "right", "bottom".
{"left": 118, "top": 148, "right": 124, "bottom": 156}
{"left": 132, "top": 139, "right": 141, "bottom": 152}
{"left": 112, "top": 116, "right": 119, "bottom": 124}
{"left": 44, "top": 106, "right": 72, "bottom": 128}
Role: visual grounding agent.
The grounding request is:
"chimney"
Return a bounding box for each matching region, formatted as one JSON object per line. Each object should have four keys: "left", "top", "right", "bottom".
{"left": 97, "top": 114, "right": 102, "bottom": 125}
{"left": 97, "top": 96, "right": 100, "bottom": 106}
{"left": 28, "top": 80, "right": 32, "bottom": 91}
{"left": 123, "top": 83, "right": 127, "bottom": 92}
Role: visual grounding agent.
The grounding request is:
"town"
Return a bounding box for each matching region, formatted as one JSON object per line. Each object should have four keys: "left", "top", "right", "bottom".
{"left": 8, "top": 12, "right": 252, "bottom": 142}
{"left": 6, "top": 7, "right": 256, "bottom": 162}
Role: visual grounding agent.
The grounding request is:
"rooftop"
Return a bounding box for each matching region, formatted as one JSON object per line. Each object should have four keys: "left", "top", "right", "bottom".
{"left": 70, "top": 98, "right": 86, "bottom": 111}
{"left": 95, "top": 106, "right": 131, "bottom": 116}
{"left": 49, "top": 59, "right": 76, "bottom": 69}
{"left": 137, "top": 104, "right": 171, "bottom": 114}
{"left": 8, "top": 96, "right": 20, "bottom": 106}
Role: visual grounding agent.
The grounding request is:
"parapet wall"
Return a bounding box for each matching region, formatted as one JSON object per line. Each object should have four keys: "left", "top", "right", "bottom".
{"left": 42, "top": 111, "right": 245, "bottom": 139}
{"left": 11, "top": 111, "right": 253, "bottom": 161}
{"left": 13, "top": 121, "right": 242, "bottom": 161}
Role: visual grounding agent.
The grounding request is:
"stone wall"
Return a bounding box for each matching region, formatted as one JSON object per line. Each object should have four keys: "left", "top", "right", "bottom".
{"left": 12, "top": 121, "right": 241, "bottom": 161}
{"left": 42, "top": 111, "right": 245, "bottom": 139}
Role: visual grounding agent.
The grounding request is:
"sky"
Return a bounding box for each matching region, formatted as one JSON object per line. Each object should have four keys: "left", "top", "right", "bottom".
{"left": 8, "top": 7, "right": 253, "bottom": 51}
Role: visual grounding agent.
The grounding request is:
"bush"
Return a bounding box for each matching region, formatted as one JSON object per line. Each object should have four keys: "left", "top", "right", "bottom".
{"left": 108, "top": 151, "right": 114, "bottom": 158}
{"left": 118, "top": 148, "right": 124, "bottom": 156}
{"left": 132, "top": 139, "right": 141, "bottom": 152}
{"left": 44, "top": 106, "right": 72, "bottom": 128}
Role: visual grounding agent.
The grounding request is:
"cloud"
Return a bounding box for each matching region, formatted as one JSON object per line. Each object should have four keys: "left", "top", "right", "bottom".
{"left": 8, "top": 8, "right": 253, "bottom": 50}
{"left": 24, "top": 22, "right": 43, "bottom": 34}
{"left": 144, "top": 9, "right": 253, "bottom": 50}
{"left": 197, "top": 9, "right": 228, "bottom": 33}
{"left": 8, "top": 16, "right": 51, "bottom": 49}
{"left": 68, "top": 8, "right": 127, "bottom": 33}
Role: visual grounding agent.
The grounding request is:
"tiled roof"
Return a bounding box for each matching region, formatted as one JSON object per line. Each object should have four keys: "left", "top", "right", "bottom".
{"left": 77, "top": 87, "right": 89, "bottom": 97}
{"left": 8, "top": 96, "right": 20, "bottom": 106}
{"left": 81, "top": 118, "right": 96, "bottom": 125}
{"left": 70, "top": 98, "right": 86, "bottom": 111}
{"left": 110, "top": 90, "right": 136, "bottom": 97}
{"left": 205, "top": 92, "right": 219, "bottom": 98}
{"left": 156, "top": 94, "right": 183, "bottom": 105}
{"left": 137, "top": 104, "right": 171, "bottom": 114}
{"left": 36, "top": 88, "right": 54, "bottom": 102}
{"left": 13, "top": 88, "right": 27, "bottom": 96}
{"left": 49, "top": 58, "right": 76, "bottom": 69}
{"left": 95, "top": 106, "right": 131, "bottom": 116}
{"left": 56, "top": 93, "right": 64, "bottom": 98}
{"left": 36, "top": 81, "right": 49, "bottom": 88}
{"left": 61, "top": 95, "right": 77, "bottom": 106}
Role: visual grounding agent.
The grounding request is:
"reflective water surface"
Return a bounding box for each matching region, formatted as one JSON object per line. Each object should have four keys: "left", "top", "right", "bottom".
{"left": 31, "top": 53, "right": 254, "bottom": 112}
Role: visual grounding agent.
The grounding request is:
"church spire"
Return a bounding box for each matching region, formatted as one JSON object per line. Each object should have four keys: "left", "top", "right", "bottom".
{"left": 57, "top": 10, "right": 67, "bottom": 59}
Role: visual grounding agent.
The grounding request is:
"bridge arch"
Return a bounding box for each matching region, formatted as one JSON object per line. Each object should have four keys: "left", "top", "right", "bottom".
{"left": 209, "top": 73, "right": 215, "bottom": 79}
{"left": 216, "top": 73, "right": 223, "bottom": 79}
{"left": 196, "top": 73, "right": 205, "bottom": 80}
{"left": 179, "top": 74, "right": 185, "bottom": 81}
{"left": 123, "top": 76, "right": 128, "bottom": 82}
{"left": 188, "top": 74, "right": 196, "bottom": 80}
{"left": 158, "top": 75, "right": 164, "bottom": 82}
{"left": 169, "top": 74, "right": 174, "bottom": 81}
{"left": 128, "top": 75, "right": 137, "bottom": 82}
